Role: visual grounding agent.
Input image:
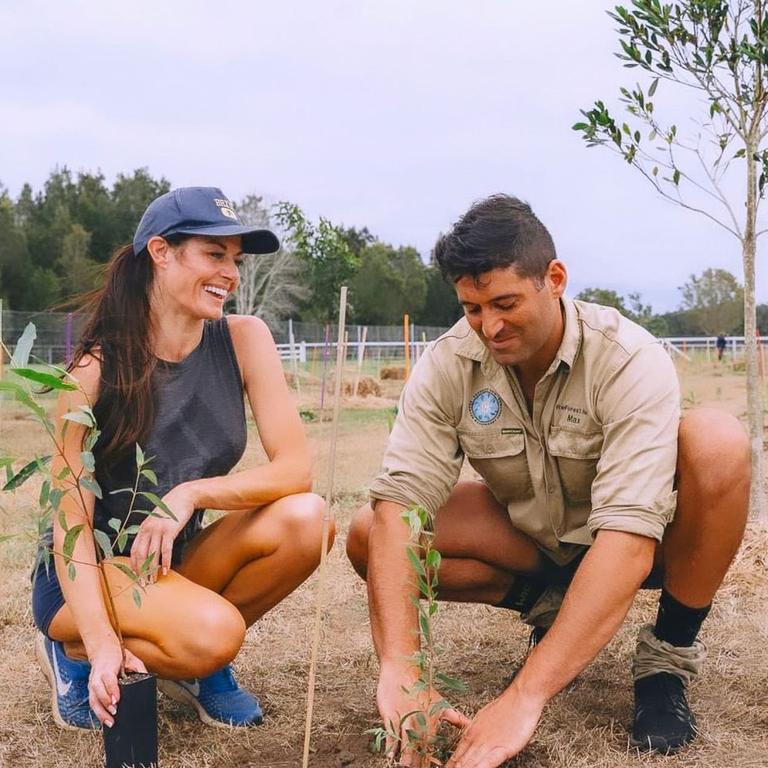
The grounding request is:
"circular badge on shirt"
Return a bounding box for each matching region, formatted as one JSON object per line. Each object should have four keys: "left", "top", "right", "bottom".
{"left": 470, "top": 389, "right": 502, "bottom": 424}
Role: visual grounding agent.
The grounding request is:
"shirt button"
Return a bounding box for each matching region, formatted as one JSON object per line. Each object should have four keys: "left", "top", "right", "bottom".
{"left": 484, "top": 443, "right": 494, "bottom": 453}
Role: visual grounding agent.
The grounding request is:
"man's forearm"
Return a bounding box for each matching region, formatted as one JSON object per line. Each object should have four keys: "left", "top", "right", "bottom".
{"left": 367, "top": 500, "right": 420, "bottom": 668}
{"left": 514, "top": 530, "right": 656, "bottom": 704}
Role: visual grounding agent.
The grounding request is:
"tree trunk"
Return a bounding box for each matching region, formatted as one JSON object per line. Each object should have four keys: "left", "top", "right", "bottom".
{"left": 743, "top": 139, "right": 766, "bottom": 522}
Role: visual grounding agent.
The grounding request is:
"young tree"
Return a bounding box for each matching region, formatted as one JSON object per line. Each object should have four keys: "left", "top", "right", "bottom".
{"left": 273, "top": 202, "right": 358, "bottom": 322}
{"left": 232, "top": 195, "right": 308, "bottom": 324}
{"left": 574, "top": 0, "right": 768, "bottom": 521}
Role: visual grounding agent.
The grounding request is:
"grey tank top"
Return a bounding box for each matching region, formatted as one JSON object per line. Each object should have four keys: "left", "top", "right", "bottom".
{"left": 43, "top": 317, "right": 247, "bottom": 563}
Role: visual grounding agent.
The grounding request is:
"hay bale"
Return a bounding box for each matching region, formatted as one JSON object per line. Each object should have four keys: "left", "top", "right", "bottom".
{"left": 343, "top": 376, "right": 382, "bottom": 398}
{"left": 380, "top": 366, "right": 406, "bottom": 380}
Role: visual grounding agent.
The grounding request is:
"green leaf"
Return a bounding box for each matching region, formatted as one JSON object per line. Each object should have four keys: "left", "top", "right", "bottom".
{"left": 116, "top": 531, "right": 128, "bottom": 553}
{"left": 132, "top": 589, "right": 142, "bottom": 608}
{"left": 435, "top": 672, "right": 467, "bottom": 692}
{"left": 39, "top": 479, "right": 51, "bottom": 507}
{"left": 3, "top": 455, "right": 52, "bottom": 491}
{"left": 108, "top": 517, "right": 121, "bottom": 532}
{"left": 80, "top": 476, "right": 103, "bottom": 499}
{"left": 109, "top": 561, "right": 139, "bottom": 582}
{"left": 11, "top": 368, "right": 78, "bottom": 391}
{"left": 93, "top": 528, "right": 114, "bottom": 560}
{"left": 80, "top": 451, "right": 95, "bottom": 472}
{"left": 648, "top": 77, "right": 659, "bottom": 97}
{"left": 406, "top": 546, "right": 426, "bottom": 578}
{"left": 56, "top": 466, "right": 71, "bottom": 480}
{"left": 62, "top": 524, "right": 84, "bottom": 563}
{"left": 140, "top": 553, "right": 156, "bottom": 575}
{"left": 108, "top": 487, "right": 133, "bottom": 495}
{"left": 425, "top": 549, "right": 442, "bottom": 570}
{"left": 140, "top": 469, "right": 158, "bottom": 486}
{"left": 136, "top": 444, "right": 145, "bottom": 468}
{"left": 67, "top": 563, "right": 76, "bottom": 582}
{"left": 49, "top": 488, "right": 63, "bottom": 509}
{"left": 571, "top": 122, "right": 590, "bottom": 131}
{"left": 63, "top": 411, "right": 94, "bottom": 427}
{"left": 138, "top": 491, "right": 177, "bottom": 521}
{"left": 0, "top": 380, "right": 48, "bottom": 421}
{"left": 673, "top": 168, "right": 681, "bottom": 185}
{"left": 10, "top": 323, "right": 36, "bottom": 369}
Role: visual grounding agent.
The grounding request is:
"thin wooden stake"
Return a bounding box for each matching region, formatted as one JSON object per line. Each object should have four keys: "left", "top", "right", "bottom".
{"left": 353, "top": 326, "right": 368, "bottom": 398}
{"left": 403, "top": 313, "right": 411, "bottom": 379}
{"left": 302, "top": 286, "right": 348, "bottom": 768}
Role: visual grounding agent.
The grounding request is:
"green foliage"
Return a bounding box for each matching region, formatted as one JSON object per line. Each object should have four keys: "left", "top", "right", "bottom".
{"left": 575, "top": 287, "right": 629, "bottom": 313}
{"left": 679, "top": 267, "right": 744, "bottom": 334}
{"left": 574, "top": 1, "right": 768, "bottom": 234}
{"left": 368, "top": 504, "right": 465, "bottom": 765}
{"left": 350, "top": 242, "right": 428, "bottom": 324}
{"left": 274, "top": 202, "right": 359, "bottom": 322}
{"left": 0, "top": 168, "right": 170, "bottom": 310}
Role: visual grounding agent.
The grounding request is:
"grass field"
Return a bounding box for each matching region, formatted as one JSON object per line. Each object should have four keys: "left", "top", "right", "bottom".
{"left": 0, "top": 359, "right": 766, "bottom": 768}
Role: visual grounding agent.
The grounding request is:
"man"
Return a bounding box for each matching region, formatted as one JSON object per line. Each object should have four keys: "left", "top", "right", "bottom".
{"left": 346, "top": 194, "right": 749, "bottom": 766}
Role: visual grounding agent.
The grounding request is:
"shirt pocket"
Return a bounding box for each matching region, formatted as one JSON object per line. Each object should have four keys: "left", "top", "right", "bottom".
{"left": 547, "top": 427, "right": 603, "bottom": 506}
{"left": 458, "top": 429, "right": 534, "bottom": 502}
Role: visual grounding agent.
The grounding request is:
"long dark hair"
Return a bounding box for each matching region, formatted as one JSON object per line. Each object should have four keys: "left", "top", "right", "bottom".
{"left": 70, "top": 235, "right": 189, "bottom": 469}
{"left": 69, "top": 244, "right": 155, "bottom": 469}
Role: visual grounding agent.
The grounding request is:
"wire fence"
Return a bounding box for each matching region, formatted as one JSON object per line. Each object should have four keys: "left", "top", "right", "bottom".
{"left": 0, "top": 308, "right": 765, "bottom": 367}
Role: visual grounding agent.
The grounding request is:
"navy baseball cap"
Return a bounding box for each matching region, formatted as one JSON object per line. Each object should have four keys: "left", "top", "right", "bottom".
{"left": 133, "top": 187, "right": 280, "bottom": 256}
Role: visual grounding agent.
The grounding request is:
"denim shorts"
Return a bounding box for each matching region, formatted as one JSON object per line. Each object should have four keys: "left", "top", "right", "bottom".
{"left": 30, "top": 563, "right": 65, "bottom": 637}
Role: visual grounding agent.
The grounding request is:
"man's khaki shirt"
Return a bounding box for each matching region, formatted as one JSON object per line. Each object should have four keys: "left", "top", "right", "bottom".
{"left": 370, "top": 299, "right": 680, "bottom": 565}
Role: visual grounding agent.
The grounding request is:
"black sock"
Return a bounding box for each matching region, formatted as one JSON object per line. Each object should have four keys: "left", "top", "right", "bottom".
{"left": 495, "top": 574, "right": 547, "bottom": 613}
{"left": 653, "top": 588, "right": 711, "bottom": 647}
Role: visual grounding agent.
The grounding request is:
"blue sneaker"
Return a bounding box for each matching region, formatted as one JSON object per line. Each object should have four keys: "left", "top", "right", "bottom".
{"left": 35, "top": 632, "right": 100, "bottom": 730}
{"left": 158, "top": 665, "right": 263, "bottom": 727}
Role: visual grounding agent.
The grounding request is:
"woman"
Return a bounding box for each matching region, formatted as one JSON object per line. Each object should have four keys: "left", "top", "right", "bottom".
{"left": 31, "top": 187, "right": 332, "bottom": 730}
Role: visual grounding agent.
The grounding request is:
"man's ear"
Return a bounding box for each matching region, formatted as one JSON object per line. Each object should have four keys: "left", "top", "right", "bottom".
{"left": 546, "top": 260, "right": 568, "bottom": 298}
{"left": 146, "top": 236, "right": 171, "bottom": 268}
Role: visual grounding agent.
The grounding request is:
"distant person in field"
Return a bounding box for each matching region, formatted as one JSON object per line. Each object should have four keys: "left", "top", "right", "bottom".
{"left": 346, "top": 194, "right": 749, "bottom": 764}
{"left": 716, "top": 334, "right": 727, "bottom": 361}
{"left": 32, "top": 187, "right": 332, "bottom": 730}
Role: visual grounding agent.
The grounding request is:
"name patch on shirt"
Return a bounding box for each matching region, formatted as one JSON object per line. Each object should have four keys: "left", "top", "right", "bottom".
{"left": 470, "top": 389, "right": 502, "bottom": 424}
{"left": 556, "top": 403, "right": 587, "bottom": 425}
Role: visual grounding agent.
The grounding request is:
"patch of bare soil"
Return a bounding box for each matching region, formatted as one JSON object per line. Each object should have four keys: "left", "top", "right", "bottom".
{"left": 0, "top": 361, "right": 765, "bottom": 767}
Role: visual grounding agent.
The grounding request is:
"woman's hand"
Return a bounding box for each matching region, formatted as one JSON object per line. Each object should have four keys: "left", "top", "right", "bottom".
{"left": 89, "top": 641, "right": 147, "bottom": 727}
{"left": 129, "top": 484, "right": 197, "bottom": 581}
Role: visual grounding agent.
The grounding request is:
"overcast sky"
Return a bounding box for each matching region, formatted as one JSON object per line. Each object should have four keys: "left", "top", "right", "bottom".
{"left": 1, "top": 0, "right": 765, "bottom": 312}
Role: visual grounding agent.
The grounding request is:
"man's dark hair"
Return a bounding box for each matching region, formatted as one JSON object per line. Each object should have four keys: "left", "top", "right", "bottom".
{"left": 433, "top": 194, "right": 556, "bottom": 283}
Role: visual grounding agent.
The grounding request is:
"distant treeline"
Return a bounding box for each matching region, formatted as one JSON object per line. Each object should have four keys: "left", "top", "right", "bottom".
{"left": 0, "top": 168, "right": 757, "bottom": 333}
{"left": 0, "top": 168, "right": 461, "bottom": 326}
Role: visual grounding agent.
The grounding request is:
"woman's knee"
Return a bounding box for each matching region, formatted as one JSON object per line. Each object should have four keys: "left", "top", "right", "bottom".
{"left": 346, "top": 504, "right": 373, "bottom": 579}
{"left": 175, "top": 597, "right": 246, "bottom": 677}
{"left": 275, "top": 492, "right": 335, "bottom": 561}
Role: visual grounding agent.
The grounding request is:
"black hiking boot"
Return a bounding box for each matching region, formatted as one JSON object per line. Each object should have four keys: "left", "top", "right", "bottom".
{"left": 631, "top": 672, "right": 697, "bottom": 753}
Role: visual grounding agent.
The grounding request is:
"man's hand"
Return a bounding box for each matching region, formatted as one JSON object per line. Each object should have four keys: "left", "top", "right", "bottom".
{"left": 129, "top": 484, "right": 196, "bottom": 581}
{"left": 377, "top": 664, "right": 470, "bottom": 765}
{"left": 445, "top": 682, "right": 545, "bottom": 768}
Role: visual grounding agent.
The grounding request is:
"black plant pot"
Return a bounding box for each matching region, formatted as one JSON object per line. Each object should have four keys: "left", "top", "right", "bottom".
{"left": 103, "top": 672, "right": 158, "bottom": 768}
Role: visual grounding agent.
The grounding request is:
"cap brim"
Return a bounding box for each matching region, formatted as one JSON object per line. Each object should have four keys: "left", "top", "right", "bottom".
{"left": 171, "top": 224, "right": 280, "bottom": 255}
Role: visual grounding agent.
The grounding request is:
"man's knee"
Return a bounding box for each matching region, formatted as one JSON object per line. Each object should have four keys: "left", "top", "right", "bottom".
{"left": 346, "top": 503, "right": 373, "bottom": 580}
{"left": 678, "top": 408, "right": 751, "bottom": 498}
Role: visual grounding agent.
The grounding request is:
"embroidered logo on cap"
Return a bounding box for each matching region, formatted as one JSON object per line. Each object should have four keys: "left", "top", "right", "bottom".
{"left": 214, "top": 198, "right": 239, "bottom": 221}
{"left": 470, "top": 389, "right": 501, "bottom": 424}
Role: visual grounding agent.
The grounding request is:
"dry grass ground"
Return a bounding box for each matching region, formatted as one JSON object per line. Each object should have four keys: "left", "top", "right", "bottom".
{"left": 0, "top": 359, "right": 766, "bottom": 767}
